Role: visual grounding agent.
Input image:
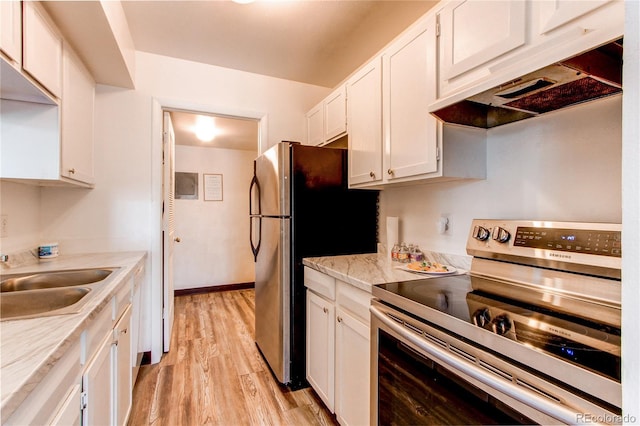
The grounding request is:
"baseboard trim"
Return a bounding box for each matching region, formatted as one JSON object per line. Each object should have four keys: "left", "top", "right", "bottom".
{"left": 174, "top": 282, "right": 255, "bottom": 297}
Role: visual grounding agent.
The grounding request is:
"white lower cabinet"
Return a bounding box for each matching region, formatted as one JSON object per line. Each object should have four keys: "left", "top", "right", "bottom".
{"left": 113, "top": 305, "right": 133, "bottom": 426}
{"left": 306, "top": 291, "right": 335, "bottom": 411}
{"left": 83, "top": 333, "right": 113, "bottom": 425}
{"left": 50, "top": 384, "right": 82, "bottom": 426}
{"left": 304, "top": 266, "right": 371, "bottom": 426}
{"left": 335, "top": 306, "right": 370, "bottom": 426}
{"left": 82, "top": 305, "right": 132, "bottom": 426}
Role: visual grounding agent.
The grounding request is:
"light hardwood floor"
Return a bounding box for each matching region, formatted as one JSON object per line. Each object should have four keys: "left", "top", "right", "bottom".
{"left": 128, "top": 289, "right": 338, "bottom": 426}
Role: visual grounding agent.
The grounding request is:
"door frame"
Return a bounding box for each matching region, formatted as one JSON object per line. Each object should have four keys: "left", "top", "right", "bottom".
{"left": 150, "top": 97, "right": 268, "bottom": 363}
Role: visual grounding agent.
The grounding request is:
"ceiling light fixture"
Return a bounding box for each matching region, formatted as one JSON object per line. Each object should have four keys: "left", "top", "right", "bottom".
{"left": 232, "top": 0, "right": 255, "bottom": 4}
{"left": 194, "top": 116, "right": 218, "bottom": 142}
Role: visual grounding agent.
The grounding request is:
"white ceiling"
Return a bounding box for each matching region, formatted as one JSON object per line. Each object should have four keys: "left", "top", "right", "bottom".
{"left": 121, "top": 1, "right": 437, "bottom": 88}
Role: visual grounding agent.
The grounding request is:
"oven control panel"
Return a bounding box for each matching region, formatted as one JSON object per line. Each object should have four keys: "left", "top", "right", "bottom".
{"left": 467, "top": 219, "right": 621, "bottom": 275}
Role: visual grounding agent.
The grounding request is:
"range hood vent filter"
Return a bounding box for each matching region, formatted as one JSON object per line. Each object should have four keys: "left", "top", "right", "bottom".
{"left": 431, "top": 39, "right": 623, "bottom": 129}
{"left": 504, "top": 77, "right": 622, "bottom": 114}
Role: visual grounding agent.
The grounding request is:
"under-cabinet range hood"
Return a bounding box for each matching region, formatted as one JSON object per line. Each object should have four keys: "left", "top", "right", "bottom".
{"left": 431, "top": 39, "right": 623, "bottom": 129}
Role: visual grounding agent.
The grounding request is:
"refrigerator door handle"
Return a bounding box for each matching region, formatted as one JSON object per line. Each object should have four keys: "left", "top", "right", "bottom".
{"left": 250, "top": 216, "right": 261, "bottom": 262}
{"left": 249, "top": 161, "right": 261, "bottom": 216}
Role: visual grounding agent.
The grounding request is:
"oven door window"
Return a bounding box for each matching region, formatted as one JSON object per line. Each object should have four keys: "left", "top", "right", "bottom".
{"left": 378, "top": 330, "right": 536, "bottom": 425}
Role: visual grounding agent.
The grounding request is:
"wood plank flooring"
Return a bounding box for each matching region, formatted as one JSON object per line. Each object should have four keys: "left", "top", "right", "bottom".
{"left": 128, "top": 289, "right": 338, "bottom": 426}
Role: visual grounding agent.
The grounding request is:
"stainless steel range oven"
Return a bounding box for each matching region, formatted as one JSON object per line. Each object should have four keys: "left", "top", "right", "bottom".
{"left": 371, "top": 219, "right": 621, "bottom": 425}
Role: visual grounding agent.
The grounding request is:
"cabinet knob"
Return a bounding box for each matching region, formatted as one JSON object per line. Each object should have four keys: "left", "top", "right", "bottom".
{"left": 387, "top": 168, "right": 394, "bottom": 175}
{"left": 323, "top": 307, "right": 328, "bottom": 314}
{"left": 68, "top": 168, "right": 76, "bottom": 174}
{"left": 369, "top": 171, "right": 375, "bottom": 179}
{"left": 337, "top": 316, "right": 343, "bottom": 323}
{"left": 174, "top": 237, "right": 181, "bottom": 243}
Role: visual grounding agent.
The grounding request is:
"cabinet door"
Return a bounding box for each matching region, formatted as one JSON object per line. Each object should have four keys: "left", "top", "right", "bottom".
{"left": 347, "top": 57, "right": 382, "bottom": 186}
{"left": 384, "top": 17, "right": 438, "bottom": 182}
{"left": 306, "top": 291, "right": 335, "bottom": 412}
{"left": 306, "top": 102, "right": 324, "bottom": 146}
{"left": 335, "top": 307, "right": 370, "bottom": 426}
{"left": 324, "top": 85, "right": 347, "bottom": 142}
{"left": 113, "top": 306, "right": 132, "bottom": 426}
{"left": 537, "top": 0, "right": 612, "bottom": 34}
{"left": 61, "top": 45, "right": 95, "bottom": 184}
{"left": 83, "top": 333, "right": 113, "bottom": 426}
{"left": 439, "top": 0, "right": 526, "bottom": 81}
{"left": 0, "top": 0, "right": 21, "bottom": 64}
{"left": 22, "top": 1, "right": 62, "bottom": 97}
{"left": 49, "top": 384, "right": 81, "bottom": 426}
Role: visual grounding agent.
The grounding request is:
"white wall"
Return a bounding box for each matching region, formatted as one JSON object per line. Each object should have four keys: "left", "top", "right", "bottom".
{"left": 379, "top": 96, "right": 622, "bottom": 256}
{"left": 0, "top": 182, "right": 41, "bottom": 254}
{"left": 173, "top": 146, "right": 257, "bottom": 290}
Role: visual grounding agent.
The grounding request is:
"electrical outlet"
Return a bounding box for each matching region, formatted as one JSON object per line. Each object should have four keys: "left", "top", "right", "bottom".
{"left": 1, "top": 215, "right": 8, "bottom": 238}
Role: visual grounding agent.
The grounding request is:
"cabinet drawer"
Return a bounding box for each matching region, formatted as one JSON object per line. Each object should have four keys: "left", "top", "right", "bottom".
{"left": 336, "top": 280, "right": 371, "bottom": 325}
{"left": 82, "top": 304, "right": 111, "bottom": 366}
{"left": 304, "top": 267, "right": 336, "bottom": 301}
{"left": 112, "top": 277, "right": 132, "bottom": 322}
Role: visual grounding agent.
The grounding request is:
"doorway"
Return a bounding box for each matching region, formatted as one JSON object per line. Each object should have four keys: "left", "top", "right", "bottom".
{"left": 161, "top": 108, "right": 260, "bottom": 354}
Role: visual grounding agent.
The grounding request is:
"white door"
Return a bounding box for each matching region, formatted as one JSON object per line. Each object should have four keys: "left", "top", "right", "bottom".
{"left": 162, "top": 111, "right": 176, "bottom": 352}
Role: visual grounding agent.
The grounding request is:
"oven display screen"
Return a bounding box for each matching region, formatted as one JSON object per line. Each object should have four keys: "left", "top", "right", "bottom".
{"left": 514, "top": 227, "right": 621, "bottom": 257}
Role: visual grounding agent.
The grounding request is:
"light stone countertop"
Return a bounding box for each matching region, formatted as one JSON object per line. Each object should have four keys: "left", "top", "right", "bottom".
{"left": 0, "top": 251, "right": 147, "bottom": 421}
{"left": 302, "top": 250, "right": 471, "bottom": 293}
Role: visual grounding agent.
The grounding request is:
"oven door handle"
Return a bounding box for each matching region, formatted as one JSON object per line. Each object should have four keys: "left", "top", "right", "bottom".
{"left": 371, "top": 305, "right": 601, "bottom": 425}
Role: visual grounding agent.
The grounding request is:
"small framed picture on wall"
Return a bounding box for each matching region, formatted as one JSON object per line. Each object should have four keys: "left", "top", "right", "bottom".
{"left": 175, "top": 172, "right": 198, "bottom": 200}
{"left": 204, "top": 174, "right": 223, "bottom": 201}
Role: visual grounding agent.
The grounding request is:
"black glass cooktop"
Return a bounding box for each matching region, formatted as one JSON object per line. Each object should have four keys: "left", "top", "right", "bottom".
{"left": 375, "top": 274, "right": 621, "bottom": 381}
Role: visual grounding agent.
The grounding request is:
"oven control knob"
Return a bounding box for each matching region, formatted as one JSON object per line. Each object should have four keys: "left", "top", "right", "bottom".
{"left": 472, "top": 308, "right": 491, "bottom": 327}
{"left": 492, "top": 227, "right": 511, "bottom": 243}
{"left": 473, "top": 225, "right": 490, "bottom": 241}
{"left": 491, "top": 315, "right": 512, "bottom": 336}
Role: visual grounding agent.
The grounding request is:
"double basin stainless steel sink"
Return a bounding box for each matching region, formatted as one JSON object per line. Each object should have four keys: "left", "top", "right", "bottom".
{"left": 0, "top": 268, "right": 118, "bottom": 320}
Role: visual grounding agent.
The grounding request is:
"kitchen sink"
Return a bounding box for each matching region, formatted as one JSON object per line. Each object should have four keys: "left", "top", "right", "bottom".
{"left": 1, "top": 287, "right": 91, "bottom": 320}
{"left": 0, "top": 267, "right": 119, "bottom": 320}
{"left": 0, "top": 268, "right": 114, "bottom": 292}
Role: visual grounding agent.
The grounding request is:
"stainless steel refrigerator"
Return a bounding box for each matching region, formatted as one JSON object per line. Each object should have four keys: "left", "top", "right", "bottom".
{"left": 249, "top": 141, "right": 378, "bottom": 389}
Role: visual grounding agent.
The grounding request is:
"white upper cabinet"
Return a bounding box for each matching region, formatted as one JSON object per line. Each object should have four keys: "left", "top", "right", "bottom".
{"left": 439, "top": 0, "right": 526, "bottom": 83}
{"left": 383, "top": 15, "right": 438, "bottom": 183}
{"left": 0, "top": 0, "right": 22, "bottom": 65}
{"left": 323, "top": 85, "right": 347, "bottom": 142}
{"left": 347, "top": 57, "right": 383, "bottom": 186}
{"left": 347, "top": 15, "right": 485, "bottom": 189}
{"left": 22, "top": 1, "right": 62, "bottom": 98}
{"left": 537, "top": 0, "right": 613, "bottom": 35}
{"left": 61, "top": 45, "right": 95, "bottom": 185}
{"left": 305, "top": 102, "right": 324, "bottom": 146}
{"left": 305, "top": 84, "right": 347, "bottom": 146}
